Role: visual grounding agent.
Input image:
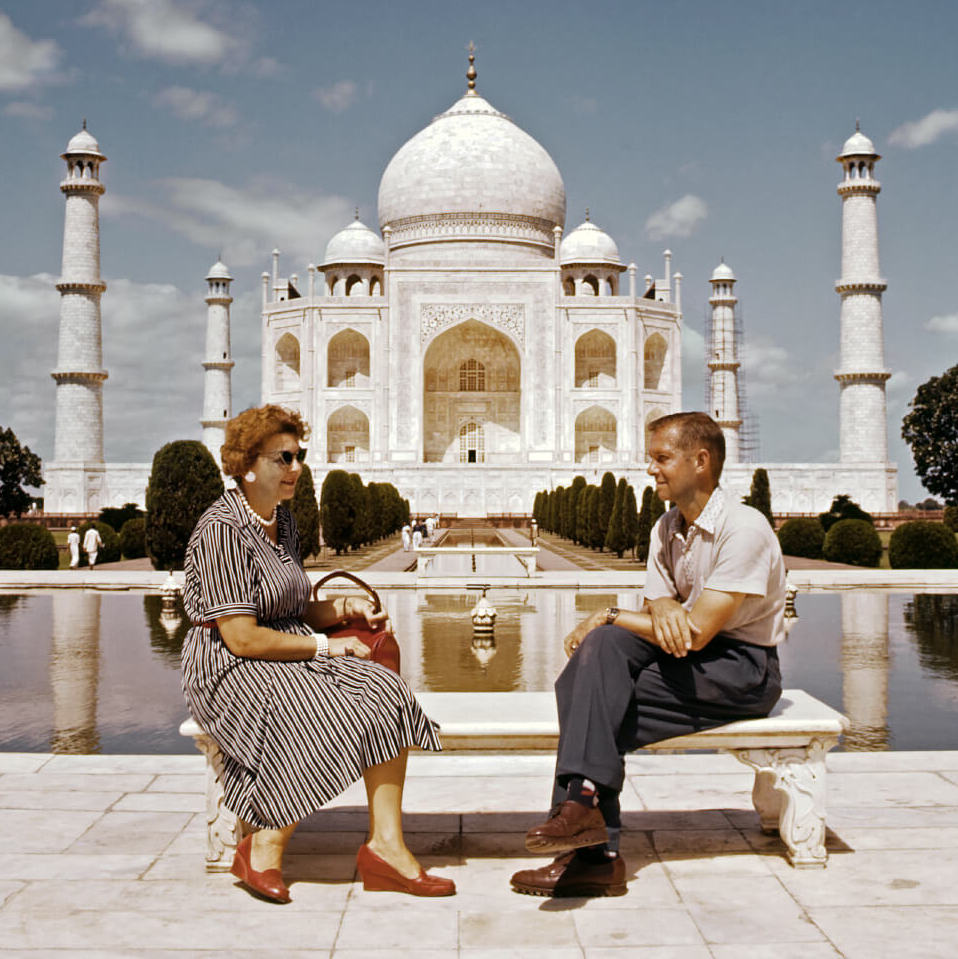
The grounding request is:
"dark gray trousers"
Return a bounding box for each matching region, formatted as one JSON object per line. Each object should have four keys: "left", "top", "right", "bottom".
{"left": 551, "top": 624, "right": 781, "bottom": 810}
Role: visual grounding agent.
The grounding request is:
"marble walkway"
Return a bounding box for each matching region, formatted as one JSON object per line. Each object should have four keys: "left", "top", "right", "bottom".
{"left": 2, "top": 748, "right": 958, "bottom": 957}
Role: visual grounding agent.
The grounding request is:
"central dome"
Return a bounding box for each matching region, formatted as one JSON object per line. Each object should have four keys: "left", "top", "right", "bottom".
{"left": 377, "top": 90, "right": 566, "bottom": 253}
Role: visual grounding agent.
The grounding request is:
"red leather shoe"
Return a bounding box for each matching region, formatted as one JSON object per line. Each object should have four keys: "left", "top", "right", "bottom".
{"left": 230, "top": 834, "right": 291, "bottom": 904}
{"left": 356, "top": 843, "right": 456, "bottom": 897}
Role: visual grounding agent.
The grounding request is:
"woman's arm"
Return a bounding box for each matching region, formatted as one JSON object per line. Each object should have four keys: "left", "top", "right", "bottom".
{"left": 302, "top": 595, "right": 393, "bottom": 636}
{"left": 216, "top": 613, "right": 372, "bottom": 661}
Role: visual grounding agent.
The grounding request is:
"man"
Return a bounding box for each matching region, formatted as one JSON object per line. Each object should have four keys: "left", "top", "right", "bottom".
{"left": 511, "top": 412, "right": 786, "bottom": 898}
{"left": 67, "top": 526, "right": 80, "bottom": 569}
{"left": 82, "top": 525, "right": 104, "bottom": 569}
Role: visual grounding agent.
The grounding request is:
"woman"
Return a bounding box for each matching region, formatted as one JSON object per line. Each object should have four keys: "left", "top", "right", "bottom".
{"left": 182, "top": 404, "right": 454, "bottom": 903}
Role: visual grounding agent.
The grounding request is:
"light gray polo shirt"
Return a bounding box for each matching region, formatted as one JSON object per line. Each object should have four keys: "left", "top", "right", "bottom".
{"left": 643, "top": 488, "right": 787, "bottom": 647}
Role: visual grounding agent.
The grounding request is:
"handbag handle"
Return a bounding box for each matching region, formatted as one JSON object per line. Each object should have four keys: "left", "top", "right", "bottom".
{"left": 311, "top": 569, "right": 382, "bottom": 615}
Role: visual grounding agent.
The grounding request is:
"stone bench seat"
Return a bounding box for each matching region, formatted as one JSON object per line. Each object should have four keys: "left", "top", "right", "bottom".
{"left": 180, "top": 688, "right": 848, "bottom": 871}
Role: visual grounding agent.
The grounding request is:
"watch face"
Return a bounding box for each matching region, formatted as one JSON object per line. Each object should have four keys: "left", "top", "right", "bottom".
{"left": 607, "top": 607, "right": 620, "bottom": 624}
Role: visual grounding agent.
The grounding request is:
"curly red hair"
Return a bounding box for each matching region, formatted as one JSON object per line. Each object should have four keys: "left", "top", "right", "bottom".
{"left": 221, "top": 405, "right": 310, "bottom": 478}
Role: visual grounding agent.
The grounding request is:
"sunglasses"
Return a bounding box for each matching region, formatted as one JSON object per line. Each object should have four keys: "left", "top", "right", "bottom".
{"left": 260, "top": 448, "right": 307, "bottom": 466}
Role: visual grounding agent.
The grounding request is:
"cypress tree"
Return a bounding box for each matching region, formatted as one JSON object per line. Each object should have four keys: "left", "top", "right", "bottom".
{"left": 576, "top": 484, "right": 594, "bottom": 545}
{"left": 320, "top": 469, "right": 357, "bottom": 555}
{"left": 290, "top": 462, "right": 320, "bottom": 561}
{"left": 597, "top": 472, "right": 617, "bottom": 551}
{"left": 624, "top": 483, "right": 639, "bottom": 559}
{"left": 564, "top": 476, "right": 586, "bottom": 541}
{"left": 605, "top": 478, "right": 630, "bottom": 557}
{"left": 636, "top": 486, "right": 654, "bottom": 562}
{"left": 744, "top": 467, "right": 774, "bottom": 526}
{"left": 588, "top": 484, "right": 602, "bottom": 548}
{"left": 145, "top": 440, "right": 224, "bottom": 570}
{"left": 551, "top": 486, "right": 565, "bottom": 534}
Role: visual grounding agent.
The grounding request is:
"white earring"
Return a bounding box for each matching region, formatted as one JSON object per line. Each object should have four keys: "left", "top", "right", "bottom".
{"left": 244, "top": 470, "right": 256, "bottom": 483}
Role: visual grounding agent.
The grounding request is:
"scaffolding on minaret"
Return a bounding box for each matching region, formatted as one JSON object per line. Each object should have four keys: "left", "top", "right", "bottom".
{"left": 704, "top": 301, "right": 760, "bottom": 462}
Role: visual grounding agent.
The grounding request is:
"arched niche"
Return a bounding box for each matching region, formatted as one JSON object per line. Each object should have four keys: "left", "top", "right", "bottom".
{"left": 326, "top": 405, "right": 369, "bottom": 463}
{"left": 422, "top": 319, "right": 521, "bottom": 464}
{"left": 643, "top": 406, "right": 667, "bottom": 459}
{"left": 574, "top": 405, "right": 617, "bottom": 463}
{"left": 345, "top": 274, "right": 363, "bottom": 296}
{"left": 575, "top": 329, "right": 616, "bottom": 388}
{"left": 275, "top": 332, "right": 301, "bottom": 391}
{"left": 644, "top": 332, "right": 668, "bottom": 391}
{"left": 327, "top": 328, "right": 370, "bottom": 388}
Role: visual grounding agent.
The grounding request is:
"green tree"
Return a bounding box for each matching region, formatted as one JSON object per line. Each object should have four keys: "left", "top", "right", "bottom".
{"left": 320, "top": 469, "right": 357, "bottom": 555}
{"left": 819, "top": 494, "right": 873, "bottom": 533}
{"left": 636, "top": 486, "right": 654, "bottom": 562}
{"left": 575, "top": 484, "right": 594, "bottom": 546}
{"left": 587, "top": 485, "right": 602, "bottom": 548}
{"left": 98, "top": 503, "right": 143, "bottom": 533}
{"left": 605, "top": 478, "right": 632, "bottom": 557}
{"left": 597, "top": 472, "right": 617, "bottom": 551}
{"left": 888, "top": 521, "right": 958, "bottom": 569}
{"left": 0, "top": 427, "right": 42, "bottom": 518}
{"left": 777, "top": 517, "right": 825, "bottom": 559}
{"left": 119, "top": 516, "right": 146, "bottom": 559}
{"left": 624, "top": 483, "right": 639, "bottom": 558}
{"left": 744, "top": 468, "right": 774, "bottom": 526}
{"left": 290, "top": 462, "right": 320, "bottom": 561}
{"left": 823, "top": 518, "right": 882, "bottom": 567}
{"left": 348, "top": 473, "right": 369, "bottom": 550}
{"left": 564, "top": 476, "right": 586, "bottom": 541}
{"left": 145, "top": 441, "right": 224, "bottom": 570}
{"left": 902, "top": 364, "right": 958, "bottom": 505}
{"left": 550, "top": 486, "right": 565, "bottom": 534}
{"left": 0, "top": 524, "right": 58, "bottom": 569}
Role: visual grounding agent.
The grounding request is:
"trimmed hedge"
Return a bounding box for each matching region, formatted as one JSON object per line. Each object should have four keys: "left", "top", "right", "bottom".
{"left": 778, "top": 517, "right": 825, "bottom": 559}
{"left": 119, "top": 516, "right": 147, "bottom": 559}
{"left": 944, "top": 505, "right": 958, "bottom": 532}
{"left": 0, "top": 523, "right": 59, "bottom": 569}
{"left": 888, "top": 520, "right": 958, "bottom": 569}
{"left": 823, "top": 518, "right": 883, "bottom": 567}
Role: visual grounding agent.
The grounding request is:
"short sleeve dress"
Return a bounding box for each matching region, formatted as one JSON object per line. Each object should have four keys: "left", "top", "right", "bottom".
{"left": 181, "top": 490, "right": 441, "bottom": 829}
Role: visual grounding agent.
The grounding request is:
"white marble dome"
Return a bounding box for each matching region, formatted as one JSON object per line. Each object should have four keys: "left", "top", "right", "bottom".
{"left": 560, "top": 220, "right": 620, "bottom": 265}
{"left": 206, "top": 259, "right": 232, "bottom": 281}
{"left": 839, "top": 128, "right": 877, "bottom": 158}
{"left": 64, "top": 126, "right": 104, "bottom": 157}
{"left": 711, "top": 260, "right": 735, "bottom": 281}
{"left": 377, "top": 91, "right": 566, "bottom": 249}
{"left": 322, "top": 218, "right": 385, "bottom": 265}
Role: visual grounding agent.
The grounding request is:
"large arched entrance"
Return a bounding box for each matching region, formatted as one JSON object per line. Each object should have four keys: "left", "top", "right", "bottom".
{"left": 326, "top": 405, "right": 369, "bottom": 463}
{"left": 422, "top": 320, "right": 521, "bottom": 463}
{"left": 574, "top": 405, "right": 617, "bottom": 463}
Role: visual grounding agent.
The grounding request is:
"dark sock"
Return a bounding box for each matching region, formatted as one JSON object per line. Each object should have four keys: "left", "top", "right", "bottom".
{"left": 576, "top": 844, "right": 616, "bottom": 862}
{"left": 565, "top": 776, "right": 598, "bottom": 808}
{"left": 597, "top": 786, "right": 622, "bottom": 854}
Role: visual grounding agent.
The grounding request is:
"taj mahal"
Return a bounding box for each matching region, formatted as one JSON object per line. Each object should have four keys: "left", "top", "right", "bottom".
{"left": 42, "top": 57, "right": 897, "bottom": 516}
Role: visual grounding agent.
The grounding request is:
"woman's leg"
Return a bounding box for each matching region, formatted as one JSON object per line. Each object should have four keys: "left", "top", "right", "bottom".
{"left": 362, "top": 748, "right": 421, "bottom": 878}
{"left": 249, "top": 821, "right": 297, "bottom": 871}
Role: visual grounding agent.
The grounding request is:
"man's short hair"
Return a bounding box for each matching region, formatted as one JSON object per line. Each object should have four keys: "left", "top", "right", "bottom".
{"left": 648, "top": 411, "right": 726, "bottom": 483}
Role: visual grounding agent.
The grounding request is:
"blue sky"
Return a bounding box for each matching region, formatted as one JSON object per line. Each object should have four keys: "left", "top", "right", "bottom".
{"left": 1, "top": 0, "right": 956, "bottom": 503}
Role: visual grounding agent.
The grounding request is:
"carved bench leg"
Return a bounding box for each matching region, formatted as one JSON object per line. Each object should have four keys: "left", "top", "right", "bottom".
{"left": 189, "top": 731, "right": 249, "bottom": 872}
{"left": 731, "top": 740, "right": 831, "bottom": 868}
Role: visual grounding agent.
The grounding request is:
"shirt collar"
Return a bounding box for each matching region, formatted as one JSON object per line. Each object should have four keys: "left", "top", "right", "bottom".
{"left": 666, "top": 486, "right": 725, "bottom": 540}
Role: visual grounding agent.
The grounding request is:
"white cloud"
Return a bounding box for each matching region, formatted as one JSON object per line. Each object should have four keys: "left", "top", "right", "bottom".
{"left": 313, "top": 80, "right": 359, "bottom": 114}
{"left": 153, "top": 86, "right": 238, "bottom": 127}
{"left": 104, "top": 177, "right": 355, "bottom": 268}
{"left": 645, "top": 194, "right": 707, "bottom": 241}
{"left": 889, "top": 108, "right": 958, "bottom": 149}
{"left": 742, "top": 340, "right": 804, "bottom": 397}
{"left": 0, "top": 13, "right": 61, "bottom": 92}
{"left": 80, "top": 0, "right": 239, "bottom": 65}
{"left": 2, "top": 100, "right": 53, "bottom": 120}
{"left": 885, "top": 370, "right": 912, "bottom": 398}
{"left": 926, "top": 313, "right": 958, "bottom": 334}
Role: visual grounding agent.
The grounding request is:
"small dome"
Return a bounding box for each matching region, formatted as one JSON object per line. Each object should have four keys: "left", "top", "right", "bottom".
{"left": 560, "top": 220, "right": 620, "bottom": 265}
{"left": 206, "top": 259, "right": 232, "bottom": 281}
{"left": 322, "top": 219, "right": 385, "bottom": 266}
{"left": 711, "top": 260, "right": 735, "bottom": 282}
{"left": 839, "top": 128, "right": 877, "bottom": 158}
{"left": 64, "top": 126, "right": 105, "bottom": 157}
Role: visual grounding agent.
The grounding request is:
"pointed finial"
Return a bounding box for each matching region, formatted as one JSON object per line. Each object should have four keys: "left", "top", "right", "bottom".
{"left": 82, "top": 118, "right": 87, "bottom": 130}
{"left": 354, "top": 206, "right": 360, "bottom": 220}
{"left": 585, "top": 207, "right": 590, "bottom": 222}
{"left": 466, "top": 41, "right": 477, "bottom": 94}
{"left": 856, "top": 117, "right": 861, "bottom": 132}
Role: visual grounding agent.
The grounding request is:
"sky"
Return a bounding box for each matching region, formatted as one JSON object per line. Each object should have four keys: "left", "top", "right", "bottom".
{"left": 1, "top": 0, "right": 956, "bottom": 504}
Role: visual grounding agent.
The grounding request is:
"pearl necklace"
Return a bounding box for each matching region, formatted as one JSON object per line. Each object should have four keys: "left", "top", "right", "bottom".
{"left": 235, "top": 487, "right": 277, "bottom": 528}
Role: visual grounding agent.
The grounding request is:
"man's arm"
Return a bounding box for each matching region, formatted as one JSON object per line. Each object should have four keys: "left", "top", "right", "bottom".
{"left": 643, "top": 588, "right": 746, "bottom": 656}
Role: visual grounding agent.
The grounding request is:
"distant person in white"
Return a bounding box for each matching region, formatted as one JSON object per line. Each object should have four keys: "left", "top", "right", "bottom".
{"left": 412, "top": 524, "right": 423, "bottom": 550}
{"left": 83, "top": 526, "right": 103, "bottom": 569}
{"left": 401, "top": 524, "right": 412, "bottom": 552}
{"left": 425, "top": 515, "right": 435, "bottom": 540}
{"left": 67, "top": 527, "right": 80, "bottom": 569}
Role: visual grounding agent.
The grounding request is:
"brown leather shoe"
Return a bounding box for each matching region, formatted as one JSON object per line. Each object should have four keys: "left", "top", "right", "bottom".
{"left": 511, "top": 850, "right": 627, "bottom": 897}
{"left": 524, "top": 801, "right": 609, "bottom": 854}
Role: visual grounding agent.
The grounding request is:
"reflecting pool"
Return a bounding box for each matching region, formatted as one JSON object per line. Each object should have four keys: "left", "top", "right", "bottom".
{"left": 1, "top": 589, "right": 957, "bottom": 754}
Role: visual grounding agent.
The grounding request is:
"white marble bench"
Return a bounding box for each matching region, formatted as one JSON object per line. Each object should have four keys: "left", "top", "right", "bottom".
{"left": 179, "top": 688, "right": 848, "bottom": 871}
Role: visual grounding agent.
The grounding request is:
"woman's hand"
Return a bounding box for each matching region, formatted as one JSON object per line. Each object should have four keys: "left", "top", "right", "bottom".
{"left": 346, "top": 596, "right": 394, "bottom": 637}
{"left": 327, "top": 634, "right": 372, "bottom": 658}
{"left": 563, "top": 609, "right": 605, "bottom": 658}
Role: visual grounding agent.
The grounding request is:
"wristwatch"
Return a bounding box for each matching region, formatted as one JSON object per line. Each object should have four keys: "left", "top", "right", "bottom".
{"left": 605, "top": 607, "right": 620, "bottom": 625}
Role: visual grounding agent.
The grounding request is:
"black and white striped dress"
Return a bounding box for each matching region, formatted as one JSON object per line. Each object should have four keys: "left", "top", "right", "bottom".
{"left": 181, "top": 490, "right": 441, "bottom": 829}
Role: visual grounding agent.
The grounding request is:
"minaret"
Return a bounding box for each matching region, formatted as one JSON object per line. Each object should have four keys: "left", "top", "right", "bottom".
{"left": 52, "top": 123, "right": 108, "bottom": 468}
{"left": 201, "top": 258, "right": 234, "bottom": 457}
{"left": 707, "top": 260, "right": 742, "bottom": 464}
{"left": 835, "top": 123, "right": 890, "bottom": 463}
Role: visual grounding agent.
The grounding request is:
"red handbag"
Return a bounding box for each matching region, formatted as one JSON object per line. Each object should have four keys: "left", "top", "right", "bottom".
{"left": 310, "top": 570, "right": 401, "bottom": 674}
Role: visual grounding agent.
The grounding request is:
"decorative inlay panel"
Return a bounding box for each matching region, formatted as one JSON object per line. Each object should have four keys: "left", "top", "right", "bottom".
{"left": 421, "top": 303, "right": 525, "bottom": 346}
